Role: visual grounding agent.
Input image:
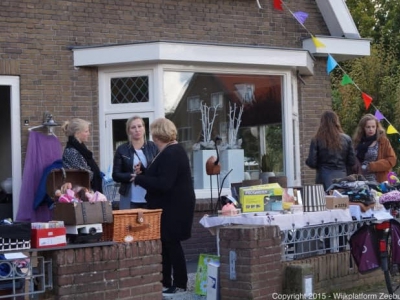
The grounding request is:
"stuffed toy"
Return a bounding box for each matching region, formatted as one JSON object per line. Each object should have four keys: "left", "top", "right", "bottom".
{"left": 58, "top": 189, "right": 75, "bottom": 203}
{"left": 85, "top": 191, "right": 108, "bottom": 202}
{"left": 388, "top": 172, "right": 400, "bottom": 185}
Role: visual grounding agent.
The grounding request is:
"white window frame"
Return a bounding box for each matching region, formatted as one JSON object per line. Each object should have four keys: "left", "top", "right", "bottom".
{"left": 99, "top": 67, "right": 157, "bottom": 171}
{"left": 98, "top": 64, "right": 301, "bottom": 195}
{"left": 85, "top": 42, "right": 309, "bottom": 196}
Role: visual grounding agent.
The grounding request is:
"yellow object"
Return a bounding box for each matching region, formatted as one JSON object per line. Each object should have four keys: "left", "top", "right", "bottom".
{"left": 239, "top": 183, "right": 283, "bottom": 212}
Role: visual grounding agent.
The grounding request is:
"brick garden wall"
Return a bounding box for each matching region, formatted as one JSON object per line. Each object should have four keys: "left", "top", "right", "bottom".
{"left": 218, "top": 225, "right": 384, "bottom": 300}
{"left": 38, "top": 241, "right": 162, "bottom": 300}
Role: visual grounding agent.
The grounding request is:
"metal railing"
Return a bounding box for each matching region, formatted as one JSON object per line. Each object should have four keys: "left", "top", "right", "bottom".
{"left": 281, "top": 219, "right": 372, "bottom": 261}
{"left": 0, "top": 256, "right": 52, "bottom": 299}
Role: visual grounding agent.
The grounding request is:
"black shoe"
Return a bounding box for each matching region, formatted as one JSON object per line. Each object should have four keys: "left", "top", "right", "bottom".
{"left": 162, "top": 286, "right": 187, "bottom": 297}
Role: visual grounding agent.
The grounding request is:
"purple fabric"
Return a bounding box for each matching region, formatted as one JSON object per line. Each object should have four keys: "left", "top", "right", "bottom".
{"left": 16, "top": 131, "right": 62, "bottom": 222}
{"left": 391, "top": 220, "right": 400, "bottom": 264}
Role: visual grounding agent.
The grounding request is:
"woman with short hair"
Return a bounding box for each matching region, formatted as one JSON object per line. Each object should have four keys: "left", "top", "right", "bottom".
{"left": 134, "top": 118, "right": 195, "bottom": 297}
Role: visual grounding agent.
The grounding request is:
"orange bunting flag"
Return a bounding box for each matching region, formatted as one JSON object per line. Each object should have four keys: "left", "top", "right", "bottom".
{"left": 361, "top": 92, "right": 372, "bottom": 110}
{"left": 387, "top": 125, "right": 399, "bottom": 135}
{"left": 273, "top": 0, "right": 283, "bottom": 10}
{"left": 311, "top": 36, "right": 325, "bottom": 48}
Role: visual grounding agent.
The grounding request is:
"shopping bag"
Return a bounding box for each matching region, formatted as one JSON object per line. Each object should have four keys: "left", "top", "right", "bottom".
{"left": 349, "top": 224, "right": 380, "bottom": 273}
{"left": 390, "top": 219, "right": 400, "bottom": 264}
{"left": 194, "top": 254, "right": 220, "bottom": 296}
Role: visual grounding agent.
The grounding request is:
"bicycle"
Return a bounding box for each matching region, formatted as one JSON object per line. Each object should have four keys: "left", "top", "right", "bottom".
{"left": 350, "top": 200, "right": 400, "bottom": 295}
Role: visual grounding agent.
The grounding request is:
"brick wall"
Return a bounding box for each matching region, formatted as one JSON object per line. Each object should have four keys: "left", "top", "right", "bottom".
{"left": 0, "top": 0, "right": 333, "bottom": 185}
{"left": 38, "top": 241, "right": 162, "bottom": 300}
{"left": 218, "top": 225, "right": 384, "bottom": 300}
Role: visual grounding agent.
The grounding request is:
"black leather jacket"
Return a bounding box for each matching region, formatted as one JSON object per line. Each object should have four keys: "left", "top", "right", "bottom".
{"left": 112, "top": 141, "right": 158, "bottom": 197}
{"left": 306, "top": 133, "right": 356, "bottom": 171}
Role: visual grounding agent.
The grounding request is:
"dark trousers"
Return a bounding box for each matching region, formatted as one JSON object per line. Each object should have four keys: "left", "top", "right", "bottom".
{"left": 130, "top": 202, "right": 148, "bottom": 209}
{"left": 161, "top": 240, "right": 188, "bottom": 289}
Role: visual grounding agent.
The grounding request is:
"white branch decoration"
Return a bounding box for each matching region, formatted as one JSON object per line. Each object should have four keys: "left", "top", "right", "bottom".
{"left": 199, "top": 101, "right": 219, "bottom": 149}
{"left": 227, "top": 103, "right": 244, "bottom": 149}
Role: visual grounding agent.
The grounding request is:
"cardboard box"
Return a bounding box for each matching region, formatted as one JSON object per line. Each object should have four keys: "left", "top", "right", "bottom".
{"left": 239, "top": 183, "right": 283, "bottom": 212}
{"left": 31, "top": 228, "right": 67, "bottom": 249}
{"left": 325, "top": 196, "right": 349, "bottom": 209}
{"left": 53, "top": 202, "right": 113, "bottom": 225}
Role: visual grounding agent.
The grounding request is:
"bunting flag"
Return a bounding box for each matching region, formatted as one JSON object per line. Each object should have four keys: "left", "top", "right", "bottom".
{"left": 362, "top": 93, "right": 373, "bottom": 110}
{"left": 268, "top": 0, "right": 400, "bottom": 139}
{"left": 311, "top": 36, "right": 325, "bottom": 48}
{"left": 273, "top": 0, "right": 283, "bottom": 11}
{"left": 387, "top": 125, "right": 399, "bottom": 135}
{"left": 374, "top": 110, "right": 385, "bottom": 121}
{"left": 293, "top": 11, "right": 308, "bottom": 25}
{"left": 326, "top": 55, "right": 338, "bottom": 74}
{"left": 341, "top": 74, "right": 354, "bottom": 86}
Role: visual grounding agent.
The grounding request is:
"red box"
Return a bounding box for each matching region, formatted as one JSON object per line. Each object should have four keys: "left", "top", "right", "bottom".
{"left": 31, "top": 228, "right": 67, "bottom": 249}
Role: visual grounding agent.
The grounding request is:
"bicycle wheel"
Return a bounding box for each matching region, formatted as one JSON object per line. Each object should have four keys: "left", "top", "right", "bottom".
{"left": 383, "top": 228, "right": 400, "bottom": 295}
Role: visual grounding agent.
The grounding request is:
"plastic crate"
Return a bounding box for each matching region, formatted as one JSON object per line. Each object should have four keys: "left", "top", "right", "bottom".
{"left": 0, "top": 223, "right": 31, "bottom": 252}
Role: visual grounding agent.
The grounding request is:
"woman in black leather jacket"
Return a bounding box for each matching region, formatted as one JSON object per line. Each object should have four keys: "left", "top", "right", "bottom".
{"left": 112, "top": 116, "right": 158, "bottom": 209}
{"left": 306, "top": 111, "right": 356, "bottom": 191}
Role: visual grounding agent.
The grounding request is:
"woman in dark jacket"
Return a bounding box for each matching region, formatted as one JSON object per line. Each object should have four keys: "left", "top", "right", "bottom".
{"left": 112, "top": 116, "right": 158, "bottom": 209}
{"left": 306, "top": 111, "right": 356, "bottom": 191}
{"left": 134, "top": 118, "right": 195, "bottom": 297}
{"left": 62, "top": 118, "right": 103, "bottom": 193}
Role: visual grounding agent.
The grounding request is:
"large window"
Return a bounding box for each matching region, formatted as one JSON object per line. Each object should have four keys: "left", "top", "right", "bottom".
{"left": 164, "top": 71, "right": 284, "bottom": 180}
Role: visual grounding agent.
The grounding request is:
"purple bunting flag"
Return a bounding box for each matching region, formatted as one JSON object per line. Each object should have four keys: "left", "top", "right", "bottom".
{"left": 375, "top": 110, "right": 385, "bottom": 121}
{"left": 293, "top": 11, "right": 308, "bottom": 25}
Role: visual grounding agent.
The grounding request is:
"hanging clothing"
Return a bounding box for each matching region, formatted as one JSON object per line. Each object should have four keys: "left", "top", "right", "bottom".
{"left": 16, "top": 131, "right": 62, "bottom": 222}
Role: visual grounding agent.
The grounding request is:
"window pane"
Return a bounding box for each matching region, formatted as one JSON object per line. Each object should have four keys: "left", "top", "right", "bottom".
{"left": 111, "top": 76, "right": 149, "bottom": 104}
{"left": 164, "top": 71, "right": 283, "bottom": 179}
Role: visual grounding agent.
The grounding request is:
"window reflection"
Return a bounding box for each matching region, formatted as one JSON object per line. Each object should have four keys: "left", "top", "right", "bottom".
{"left": 164, "top": 71, "right": 284, "bottom": 178}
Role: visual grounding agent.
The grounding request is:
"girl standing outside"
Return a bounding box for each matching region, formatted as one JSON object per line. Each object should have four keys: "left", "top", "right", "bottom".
{"left": 306, "top": 111, "right": 356, "bottom": 191}
{"left": 353, "top": 114, "right": 396, "bottom": 182}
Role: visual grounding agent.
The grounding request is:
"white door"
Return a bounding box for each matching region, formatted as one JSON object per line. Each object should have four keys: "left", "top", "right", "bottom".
{"left": 101, "top": 112, "right": 155, "bottom": 176}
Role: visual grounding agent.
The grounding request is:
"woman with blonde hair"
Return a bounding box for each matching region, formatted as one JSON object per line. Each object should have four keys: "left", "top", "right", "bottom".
{"left": 134, "top": 118, "right": 195, "bottom": 297}
{"left": 112, "top": 116, "right": 158, "bottom": 209}
{"left": 306, "top": 111, "right": 356, "bottom": 190}
{"left": 353, "top": 113, "right": 396, "bottom": 182}
{"left": 62, "top": 118, "right": 103, "bottom": 192}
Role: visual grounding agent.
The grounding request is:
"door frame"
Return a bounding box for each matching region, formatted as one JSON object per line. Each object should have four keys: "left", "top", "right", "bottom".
{"left": 0, "top": 76, "right": 21, "bottom": 219}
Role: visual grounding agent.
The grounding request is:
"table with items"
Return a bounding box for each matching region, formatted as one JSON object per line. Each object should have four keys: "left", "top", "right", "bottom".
{"left": 200, "top": 208, "right": 393, "bottom": 257}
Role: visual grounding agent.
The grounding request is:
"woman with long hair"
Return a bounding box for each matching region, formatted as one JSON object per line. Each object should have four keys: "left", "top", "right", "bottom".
{"left": 306, "top": 111, "right": 356, "bottom": 190}
{"left": 353, "top": 114, "right": 396, "bottom": 182}
{"left": 112, "top": 116, "right": 158, "bottom": 209}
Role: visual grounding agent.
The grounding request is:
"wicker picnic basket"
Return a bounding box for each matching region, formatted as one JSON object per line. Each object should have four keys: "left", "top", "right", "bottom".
{"left": 102, "top": 208, "right": 162, "bottom": 242}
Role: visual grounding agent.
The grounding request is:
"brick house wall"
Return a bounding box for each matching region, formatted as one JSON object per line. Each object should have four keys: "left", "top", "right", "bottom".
{"left": 0, "top": 0, "right": 331, "bottom": 185}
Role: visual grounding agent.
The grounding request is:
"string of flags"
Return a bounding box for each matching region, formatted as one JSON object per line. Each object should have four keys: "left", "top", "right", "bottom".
{"left": 256, "top": 0, "right": 400, "bottom": 137}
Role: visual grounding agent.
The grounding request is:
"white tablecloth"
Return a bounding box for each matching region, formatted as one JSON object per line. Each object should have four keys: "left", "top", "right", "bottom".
{"left": 199, "top": 209, "right": 353, "bottom": 231}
